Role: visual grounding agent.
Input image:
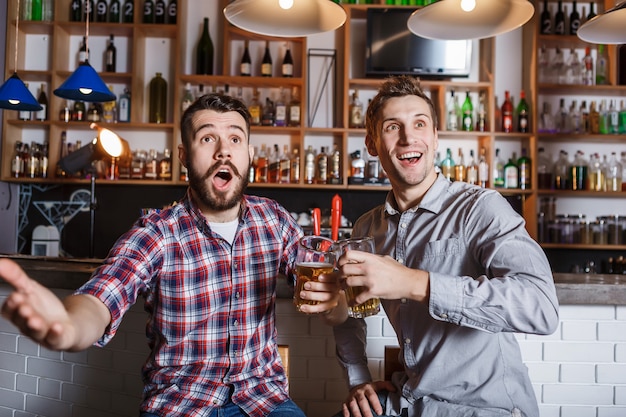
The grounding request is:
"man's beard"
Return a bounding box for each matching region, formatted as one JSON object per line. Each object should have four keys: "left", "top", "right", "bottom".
{"left": 187, "top": 159, "right": 249, "bottom": 212}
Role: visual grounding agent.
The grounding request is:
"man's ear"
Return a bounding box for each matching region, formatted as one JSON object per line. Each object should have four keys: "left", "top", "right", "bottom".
{"left": 178, "top": 144, "right": 187, "bottom": 168}
{"left": 365, "top": 135, "right": 378, "bottom": 157}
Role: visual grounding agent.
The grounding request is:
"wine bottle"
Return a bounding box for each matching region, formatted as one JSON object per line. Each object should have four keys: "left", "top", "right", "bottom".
{"left": 118, "top": 88, "right": 131, "bottom": 122}
{"left": 95, "top": 0, "right": 108, "bottom": 22}
{"left": 282, "top": 43, "right": 294, "bottom": 77}
{"left": 540, "top": 0, "right": 552, "bottom": 34}
{"left": 240, "top": 40, "right": 252, "bottom": 76}
{"left": 501, "top": 90, "right": 513, "bottom": 132}
{"left": 195, "top": 17, "right": 214, "bottom": 75}
{"left": 517, "top": 148, "right": 531, "bottom": 190}
{"left": 122, "top": 0, "right": 134, "bottom": 23}
{"left": 105, "top": 34, "right": 117, "bottom": 72}
{"left": 261, "top": 41, "right": 273, "bottom": 77}
{"left": 461, "top": 91, "right": 473, "bottom": 131}
{"left": 446, "top": 90, "right": 459, "bottom": 131}
{"left": 154, "top": 0, "right": 166, "bottom": 24}
{"left": 587, "top": 1, "right": 596, "bottom": 20}
{"left": 35, "top": 84, "right": 48, "bottom": 121}
{"left": 142, "top": 0, "right": 154, "bottom": 23}
{"left": 78, "top": 36, "right": 89, "bottom": 65}
{"left": 149, "top": 72, "right": 167, "bottom": 123}
{"left": 166, "top": 0, "right": 177, "bottom": 24}
{"left": 503, "top": 155, "right": 519, "bottom": 189}
{"left": 70, "top": 0, "right": 82, "bottom": 21}
{"left": 108, "top": 0, "right": 121, "bottom": 23}
{"left": 554, "top": 1, "right": 565, "bottom": 35}
{"left": 516, "top": 90, "right": 529, "bottom": 133}
{"left": 569, "top": 1, "right": 580, "bottom": 35}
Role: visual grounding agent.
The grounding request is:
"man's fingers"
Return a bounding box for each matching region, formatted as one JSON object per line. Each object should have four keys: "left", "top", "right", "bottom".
{"left": 0, "top": 259, "right": 32, "bottom": 293}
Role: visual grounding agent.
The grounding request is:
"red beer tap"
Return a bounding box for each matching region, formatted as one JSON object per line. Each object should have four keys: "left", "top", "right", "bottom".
{"left": 331, "top": 194, "right": 342, "bottom": 241}
{"left": 312, "top": 208, "right": 321, "bottom": 236}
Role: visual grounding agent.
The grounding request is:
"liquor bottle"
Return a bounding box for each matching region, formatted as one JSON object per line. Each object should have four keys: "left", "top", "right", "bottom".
{"left": 154, "top": 0, "right": 165, "bottom": 23}
{"left": 78, "top": 36, "right": 89, "bottom": 64}
{"left": 609, "top": 100, "right": 619, "bottom": 134}
{"left": 570, "top": 150, "right": 587, "bottom": 190}
{"left": 31, "top": 0, "right": 42, "bottom": 20}
{"left": 279, "top": 145, "right": 291, "bottom": 184}
{"left": 108, "top": 0, "right": 120, "bottom": 22}
{"left": 504, "top": 154, "right": 519, "bottom": 189}
{"left": 149, "top": 72, "right": 167, "bottom": 123}
{"left": 95, "top": 0, "right": 108, "bottom": 22}
{"left": 536, "top": 147, "right": 554, "bottom": 189}
{"left": 580, "top": 100, "right": 589, "bottom": 133}
{"left": 315, "top": 146, "right": 329, "bottom": 184}
{"left": 540, "top": 0, "right": 552, "bottom": 34}
{"left": 261, "top": 97, "right": 275, "bottom": 126}
{"left": 118, "top": 88, "right": 131, "bottom": 122}
{"left": 274, "top": 88, "right": 287, "bottom": 127}
{"left": 554, "top": 150, "right": 569, "bottom": 190}
{"left": 478, "top": 147, "right": 489, "bottom": 188}
{"left": 249, "top": 89, "right": 261, "bottom": 126}
{"left": 582, "top": 46, "right": 593, "bottom": 85}
{"left": 350, "top": 150, "right": 365, "bottom": 179}
{"left": 588, "top": 100, "right": 599, "bottom": 133}
{"left": 240, "top": 40, "right": 252, "bottom": 76}
{"left": 440, "top": 148, "right": 455, "bottom": 181}
{"left": 105, "top": 34, "right": 117, "bottom": 72}
{"left": 587, "top": 1, "right": 596, "bottom": 20}
{"left": 554, "top": 1, "right": 565, "bottom": 35}
{"left": 261, "top": 41, "right": 273, "bottom": 77}
{"left": 142, "top": 0, "right": 154, "bottom": 23}
{"left": 454, "top": 148, "right": 466, "bottom": 182}
{"left": 516, "top": 90, "right": 529, "bottom": 132}
{"left": 144, "top": 149, "right": 159, "bottom": 180}
{"left": 59, "top": 100, "right": 71, "bottom": 122}
{"left": 268, "top": 144, "right": 280, "bottom": 183}
{"left": 555, "top": 98, "right": 569, "bottom": 133}
{"left": 181, "top": 83, "right": 194, "bottom": 113}
{"left": 158, "top": 148, "right": 172, "bottom": 180}
{"left": 620, "top": 100, "right": 626, "bottom": 134}
{"left": 196, "top": 17, "right": 214, "bottom": 75}
{"left": 476, "top": 92, "right": 487, "bottom": 132}
{"left": 461, "top": 91, "right": 473, "bottom": 131}
{"left": 598, "top": 99, "right": 609, "bottom": 134}
{"left": 288, "top": 86, "right": 301, "bottom": 127}
{"left": 501, "top": 90, "right": 513, "bottom": 132}
{"left": 84, "top": 0, "right": 94, "bottom": 21}
{"left": 349, "top": 90, "right": 364, "bottom": 128}
{"left": 606, "top": 152, "right": 623, "bottom": 192}
{"left": 70, "top": 0, "right": 82, "bottom": 21}
{"left": 446, "top": 90, "right": 459, "bottom": 131}
{"left": 595, "top": 44, "right": 608, "bottom": 85}
{"left": 11, "top": 142, "right": 24, "bottom": 178}
{"left": 166, "top": 0, "right": 177, "bottom": 24}
{"left": 35, "top": 84, "right": 48, "bottom": 121}
{"left": 290, "top": 147, "right": 300, "bottom": 184}
{"left": 566, "top": 48, "right": 582, "bottom": 85}
{"left": 466, "top": 150, "right": 478, "bottom": 185}
{"left": 122, "top": 0, "right": 134, "bottom": 23}
{"left": 282, "top": 43, "right": 294, "bottom": 77}
{"left": 73, "top": 100, "right": 86, "bottom": 121}
{"left": 569, "top": 100, "right": 581, "bottom": 133}
{"left": 518, "top": 148, "right": 531, "bottom": 190}
{"left": 18, "top": 84, "right": 32, "bottom": 121}
{"left": 102, "top": 86, "right": 117, "bottom": 123}
{"left": 537, "top": 45, "right": 549, "bottom": 83}
{"left": 569, "top": 1, "right": 580, "bottom": 35}
{"left": 304, "top": 145, "right": 316, "bottom": 184}
{"left": 492, "top": 148, "right": 505, "bottom": 188}
{"left": 587, "top": 153, "right": 603, "bottom": 191}
{"left": 255, "top": 144, "right": 269, "bottom": 183}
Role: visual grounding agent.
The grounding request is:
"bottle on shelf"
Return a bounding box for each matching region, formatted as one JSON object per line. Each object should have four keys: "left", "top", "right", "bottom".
{"left": 501, "top": 90, "right": 513, "bottom": 132}
{"left": 492, "top": 148, "right": 505, "bottom": 188}
{"left": 59, "top": 100, "right": 71, "bottom": 122}
{"left": 118, "top": 88, "right": 131, "bottom": 122}
{"left": 461, "top": 91, "right": 473, "bottom": 131}
{"left": 516, "top": 90, "right": 529, "bottom": 132}
{"left": 503, "top": 154, "right": 519, "bottom": 189}
{"left": 555, "top": 98, "right": 569, "bottom": 133}
{"left": 142, "top": 0, "right": 155, "bottom": 23}
{"left": 240, "top": 40, "right": 252, "bottom": 76}
{"left": 595, "top": 44, "right": 608, "bottom": 85}
{"left": 606, "top": 152, "right": 622, "bottom": 192}
{"left": 588, "top": 100, "right": 600, "bottom": 133}
{"left": 304, "top": 145, "right": 316, "bottom": 184}
{"left": 609, "top": 100, "right": 620, "bottom": 134}
{"left": 349, "top": 90, "right": 365, "bottom": 128}
{"left": 588, "top": 152, "right": 605, "bottom": 191}
{"left": 476, "top": 92, "right": 487, "bottom": 132}
{"left": 538, "top": 45, "right": 549, "bottom": 83}
{"left": 620, "top": 100, "right": 626, "bottom": 134}
{"left": 290, "top": 147, "right": 300, "bottom": 184}
{"left": 554, "top": 150, "right": 570, "bottom": 190}
{"left": 540, "top": 0, "right": 552, "bottom": 34}
{"left": 587, "top": 1, "right": 596, "bottom": 20}
{"left": 569, "top": 1, "right": 580, "bottom": 35}
{"left": 566, "top": 48, "right": 582, "bottom": 85}
{"left": 131, "top": 150, "right": 147, "bottom": 179}
{"left": 256, "top": 144, "right": 269, "bottom": 183}
{"left": 181, "top": 83, "right": 194, "bottom": 113}
{"left": 95, "top": 0, "right": 108, "bottom": 22}
{"left": 554, "top": 0, "right": 565, "bottom": 35}
{"left": 598, "top": 99, "right": 609, "bottom": 134}
{"left": 154, "top": 0, "right": 166, "bottom": 24}
{"left": 315, "top": 146, "right": 328, "bottom": 184}
{"left": 454, "top": 148, "right": 466, "bottom": 182}
{"left": 440, "top": 148, "right": 455, "bottom": 181}
{"left": 551, "top": 47, "right": 565, "bottom": 85}
{"left": 478, "top": 147, "right": 489, "bottom": 188}
{"left": 288, "top": 86, "right": 301, "bottom": 127}
{"left": 108, "top": 0, "right": 120, "bottom": 22}
{"left": 78, "top": 36, "right": 89, "bottom": 65}
{"left": 466, "top": 150, "right": 478, "bottom": 185}
{"left": 582, "top": 46, "right": 594, "bottom": 85}
{"left": 105, "top": 34, "right": 117, "bottom": 72}
{"left": 261, "top": 41, "right": 273, "bottom": 77}
{"left": 122, "top": 0, "right": 134, "bottom": 23}
{"left": 329, "top": 144, "right": 341, "bottom": 184}
{"left": 580, "top": 100, "right": 589, "bottom": 133}
{"left": 349, "top": 150, "right": 365, "bottom": 180}
{"left": 274, "top": 88, "right": 287, "bottom": 127}
{"left": 571, "top": 150, "right": 588, "bottom": 191}
{"left": 11, "top": 142, "right": 24, "bottom": 178}
{"left": 166, "top": 0, "right": 177, "bottom": 24}
{"left": 149, "top": 72, "right": 167, "bottom": 123}
{"left": 70, "top": 0, "right": 82, "bottom": 21}
{"left": 279, "top": 145, "right": 291, "bottom": 184}
{"left": 446, "top": 90, "right": 460, "bottom": 131}
{"left": 517, "top": 148, "right": 531, "bottom": 190}
{"left": 35, "top": 84, "right": 48, "bottom": 121}
{"left": 144, "top": 149, "right": 159, "bottom": 180}
{"left": 282, "top": 42, "right": 294, "bottom": 77}
{"left": 569, "top": 100, "right": 582, "bottom": 133}
{"left": 73, "top": 100, "right": 86, "bottom": 121}
{"left": 18, "top": 83, "right": 32, "bottom": 121}
{"left": 249, "top": 89, "right": 262, "bottom": 126}
{"left": 196, "top": 17, "right": 214, "bottom": 75}
{"left": 158, "top": 148, "right": 172, "bottom": 180}
{"left": 31, "top": 0, "right": 42, "bottom": 20}
{"left": 102, "top": 85, "right": 117, "bottom": 123}
{"left": 261, "top": 97, "right": 275, "bottom": 126}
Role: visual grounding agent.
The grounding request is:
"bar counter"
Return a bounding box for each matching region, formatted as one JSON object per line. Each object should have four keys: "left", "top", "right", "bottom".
{"left": 2, "top": 254, "right": 626, "bottom": 305}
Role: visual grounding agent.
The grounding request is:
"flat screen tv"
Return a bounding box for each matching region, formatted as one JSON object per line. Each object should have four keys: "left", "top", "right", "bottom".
{"left": 365, "top": 8, "right": 472, "bottom": 78}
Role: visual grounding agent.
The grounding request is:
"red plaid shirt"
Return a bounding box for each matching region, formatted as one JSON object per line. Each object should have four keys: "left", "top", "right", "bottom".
{"left": 76, "top": 191, "right": 303, "bottom": 417}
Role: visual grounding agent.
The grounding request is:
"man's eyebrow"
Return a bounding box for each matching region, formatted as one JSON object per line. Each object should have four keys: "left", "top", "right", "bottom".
{"left": 194, "top": 123, "right": 247, "bottom": 137}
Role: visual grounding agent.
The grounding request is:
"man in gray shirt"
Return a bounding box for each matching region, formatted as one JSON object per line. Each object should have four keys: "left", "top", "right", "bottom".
{"left": 314, "top": 76, "right": 559, "bottom": 417}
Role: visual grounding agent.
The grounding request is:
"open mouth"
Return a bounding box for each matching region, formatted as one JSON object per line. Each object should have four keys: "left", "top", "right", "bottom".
{"left": 213, "top": 168, "right": 234, "bottom": 189}
{"left": 398, "top": 151, "right": 423, "bottom": 164}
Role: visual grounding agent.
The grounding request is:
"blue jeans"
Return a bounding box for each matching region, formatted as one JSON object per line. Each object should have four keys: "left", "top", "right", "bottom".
{"left": 140, "top": 398, "right": 305, "bottom": 417}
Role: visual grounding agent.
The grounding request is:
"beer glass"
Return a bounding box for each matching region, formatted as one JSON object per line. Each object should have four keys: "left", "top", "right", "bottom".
{"left": 337, "top": 236, "right": 380, "bottom": 318}
{"left": 294, "top": 235, "right": 337, "bottom": 313}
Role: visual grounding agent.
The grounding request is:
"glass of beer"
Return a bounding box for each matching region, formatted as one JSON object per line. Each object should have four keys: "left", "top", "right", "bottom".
{"left": 294, "top": 235, "right": 337, "bottom": 313}
{"left": 336, "top": 236, "right": 380, "bottom": 318}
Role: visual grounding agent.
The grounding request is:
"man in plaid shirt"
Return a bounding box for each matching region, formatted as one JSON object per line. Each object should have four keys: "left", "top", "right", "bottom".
{"left": 0, "top": 93, "right": 339, "bottom": 416}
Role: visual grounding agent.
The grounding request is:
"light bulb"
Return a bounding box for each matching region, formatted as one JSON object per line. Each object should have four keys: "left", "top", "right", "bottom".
{"left": 8, "top": 99, "right": 20, "bottom": 105}
{"left": 278, "top": 0, "right": 294, "bottom": 10}
{"left": 79, "top": 88, "right": 93, "bottom": 95}
{"left": 461, "top": 0, "right": 476, "bottom": 12}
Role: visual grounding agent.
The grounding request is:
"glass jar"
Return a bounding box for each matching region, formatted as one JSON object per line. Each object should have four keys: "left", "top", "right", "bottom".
{"left": 578, "top": 220, "right": 593, "bottom": 245}
{"left": 593, "top": 219, "right": 608, "bottom": 245}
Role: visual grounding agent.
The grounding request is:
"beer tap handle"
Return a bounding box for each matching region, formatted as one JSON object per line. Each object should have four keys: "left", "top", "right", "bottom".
{"left": 331, "top": 194, "right": 342, "bottom": 241}
{"left": 312, "top": 208, "right": 321, "bottom": 236}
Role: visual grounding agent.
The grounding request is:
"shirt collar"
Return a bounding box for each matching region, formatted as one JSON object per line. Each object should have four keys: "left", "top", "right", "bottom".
{"left": 384, "top": 173, "right": 449, "bottom": 216}
{"left": 182, "top": 189, "right": 249, "bottom": 232}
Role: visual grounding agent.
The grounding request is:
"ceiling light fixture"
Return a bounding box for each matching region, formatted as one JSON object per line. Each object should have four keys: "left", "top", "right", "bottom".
{"left": 577, "top": 1, "right": 626, "bottom": 44}
{"left": 407, "top": 0, "right": 535, "bottom": 41}
{"left": 223, "top": 0, "right": 347, "bottom": 37}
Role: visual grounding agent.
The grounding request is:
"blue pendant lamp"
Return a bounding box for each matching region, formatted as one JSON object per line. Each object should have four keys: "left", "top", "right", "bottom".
{"left": 53, "top": 7, "right": 115, "bottom": 102}
{"left": 0, "top": 0, "right": 43, "bottom": 111}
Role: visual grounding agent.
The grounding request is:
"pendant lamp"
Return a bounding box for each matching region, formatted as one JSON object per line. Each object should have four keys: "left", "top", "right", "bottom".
{"left": 223, "top": 0, "right": 347, "bottom": 37}
{"left": 0, "top": 0, "right": 43, "bottom": 111}
{"left": 53, "top": 7, "right": 115, "bottom": 102}
{"left": 407, "top": 0, "right": 535, "bottom": 40}
{"left": 577, "top": 1, "right": 626, "bottom": 44}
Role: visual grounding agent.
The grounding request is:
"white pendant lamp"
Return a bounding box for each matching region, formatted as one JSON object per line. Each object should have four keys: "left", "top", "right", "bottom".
{"left": 577, "top": 1, "right": 626, "bottom": 44}
{"left": 223, "top": 0, "right": 347, "bottom": 37}
{"left": 407, "top": 0, "right": 535, "bottom": 40}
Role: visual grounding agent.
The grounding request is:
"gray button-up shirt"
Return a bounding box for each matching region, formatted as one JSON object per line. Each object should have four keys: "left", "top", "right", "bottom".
{"left": 333, "top": 174, "right": 559, "bottom": 417}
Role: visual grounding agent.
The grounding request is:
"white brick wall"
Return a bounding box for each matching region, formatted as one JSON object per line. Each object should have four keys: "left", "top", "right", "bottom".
{"left": 2, "top": 287, "right": 626, "bottom": 417}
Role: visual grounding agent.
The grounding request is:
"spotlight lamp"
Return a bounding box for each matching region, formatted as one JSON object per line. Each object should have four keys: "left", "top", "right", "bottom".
{"left": 577, "top": 1, "right": 626, "bottom": 44}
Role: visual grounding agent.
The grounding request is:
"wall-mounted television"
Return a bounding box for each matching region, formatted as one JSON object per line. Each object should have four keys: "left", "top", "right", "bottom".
{"left": 365, "top": 8, "right": 472, "bottom": 78}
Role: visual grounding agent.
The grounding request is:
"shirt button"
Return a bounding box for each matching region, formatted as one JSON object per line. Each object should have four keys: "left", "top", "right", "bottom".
{"left": 397, "top": 258, "right": 404, "bottom": 264}
{"left": 440, "top": 313, "right": 448, "bottom": 319}
{"left": 233, "top": 319, "right": 239, "bottom": 326}
{"left": 404, "top": 338, "right": 411, "bottom": 344}
{"left": 401, "top": 223, "right": 407, "bottom": 229}
{"left": 401, "top": 298, "right": 407, "bottom": 304}
{"left": 235, "top": 292, "right": 240, "bottom": 299}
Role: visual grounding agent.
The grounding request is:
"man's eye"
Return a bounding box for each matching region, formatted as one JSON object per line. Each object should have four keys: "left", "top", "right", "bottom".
{"left": 384, "top": 124, "right": 399, "bottom": 132}
{"left": 201, "top": 136, "right": 216, "bottom": 143}
{"left": 231, "top": 137, "right": 242, "bottom": 144}
{"left": 416, "top": 121, "right": 426, "bottom": 128}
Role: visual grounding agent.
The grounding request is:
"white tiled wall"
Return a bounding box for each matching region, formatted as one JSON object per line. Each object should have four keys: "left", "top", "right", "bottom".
{"left": 1, "top": 287, "right": 626, "bottom": 417}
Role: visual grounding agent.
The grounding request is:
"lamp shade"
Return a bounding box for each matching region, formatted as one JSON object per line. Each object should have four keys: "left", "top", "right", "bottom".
{"left": 54, "top": 62, "right": 116, "bottom": 102}
{"left": 58, "top": 124, "right": 130, "bottom": 174}
{"left": 577, "top": 1, "right": 626, "bottom": 44}
{"left": 224, "top": 0, "right": 347, "bottom": 37}
{"left": 0, "top": 73, "right": 43, "bottom": 111}
{"left": 407, "top": 0, "right": 535, "bottom": 40}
